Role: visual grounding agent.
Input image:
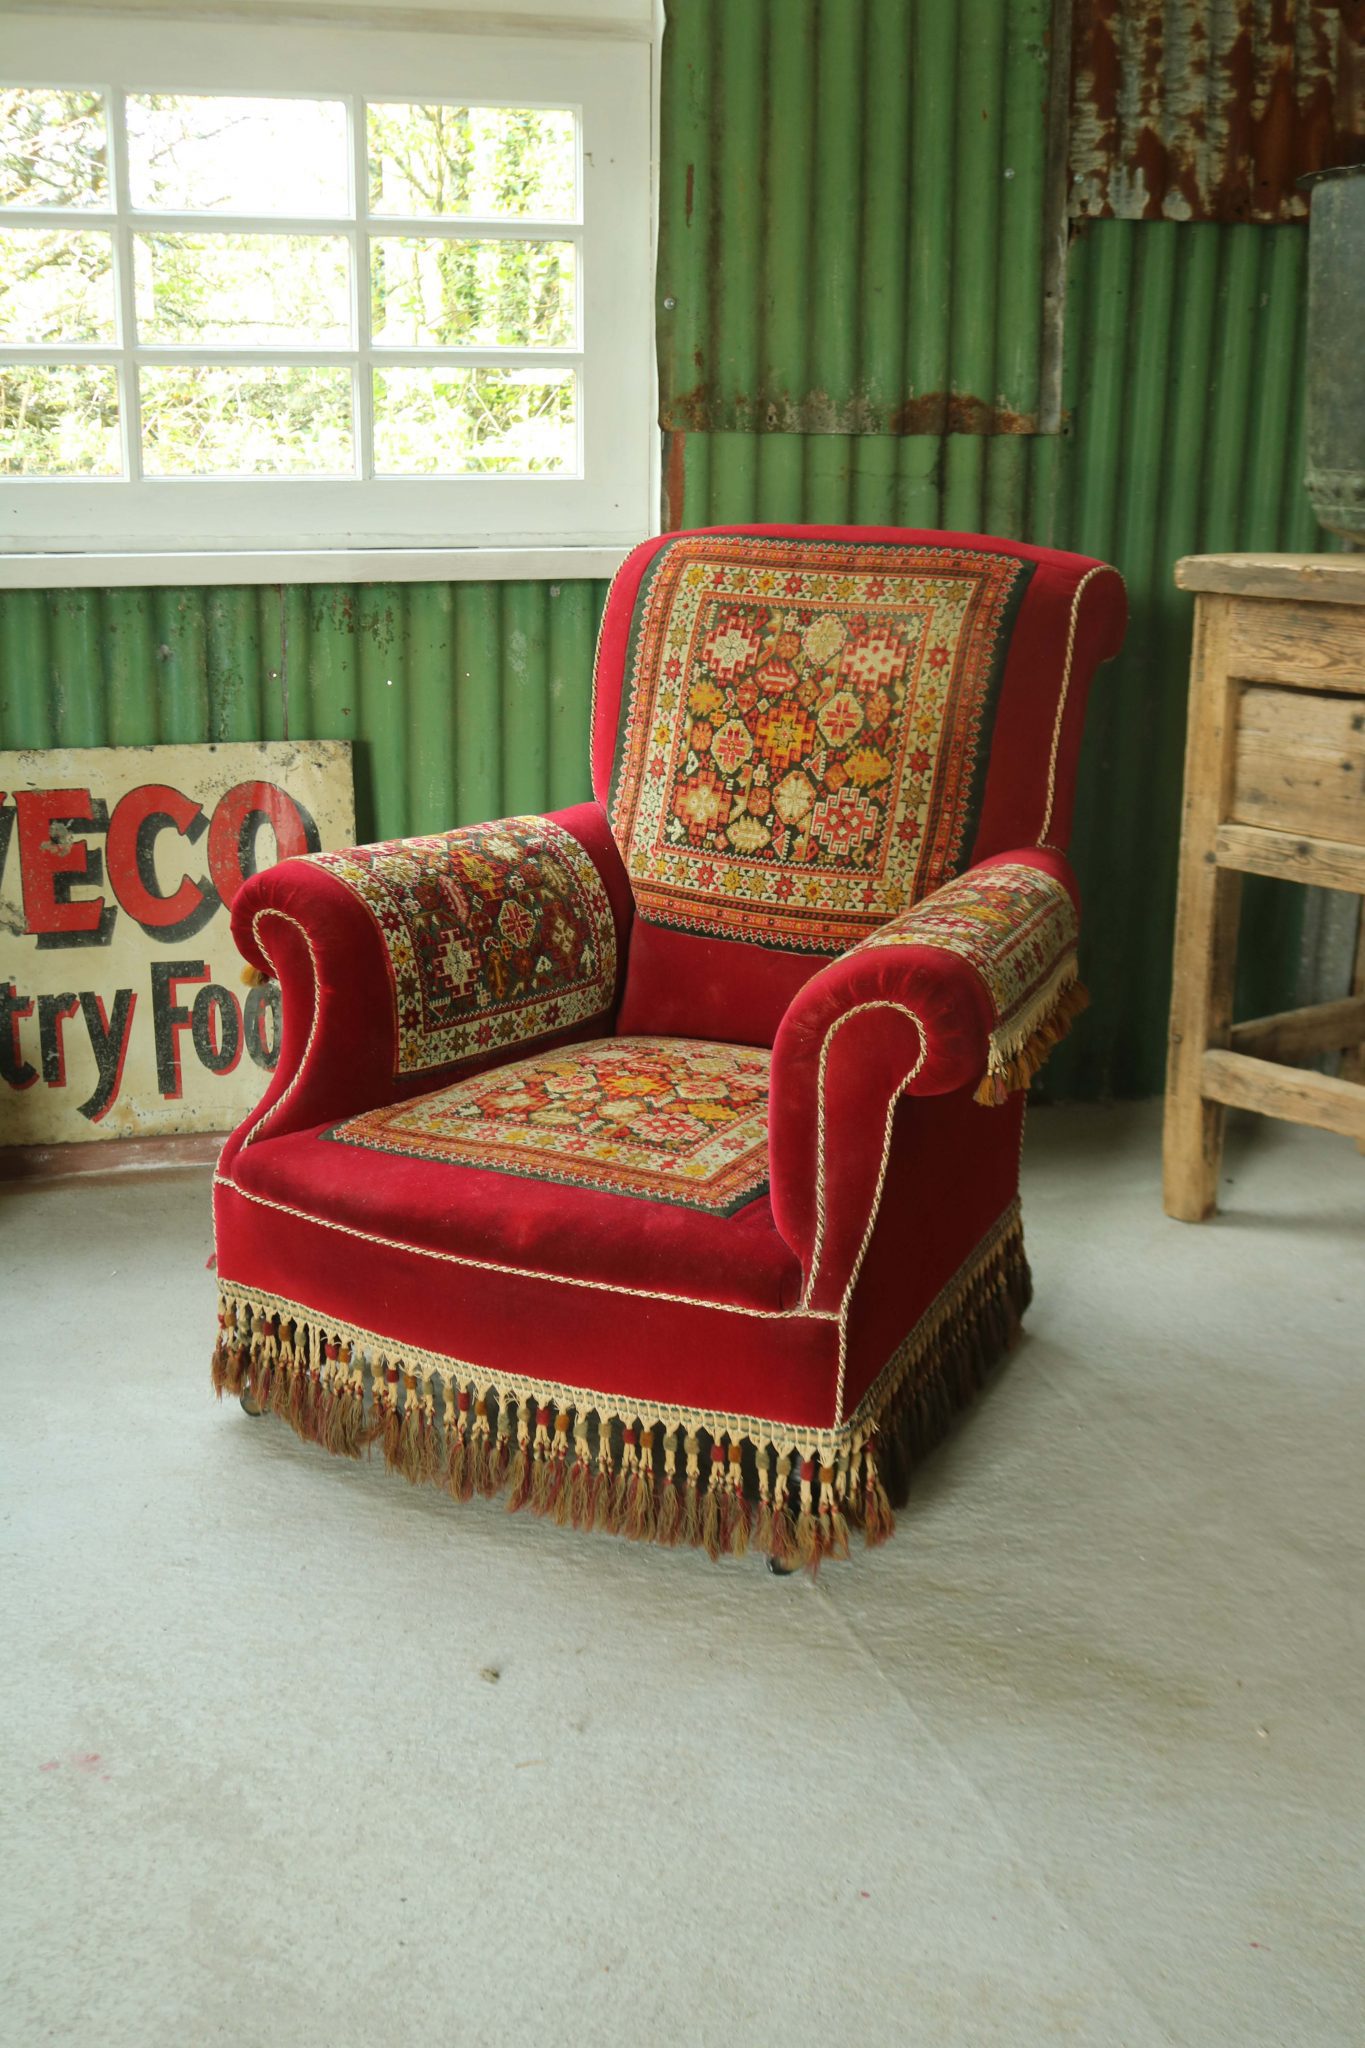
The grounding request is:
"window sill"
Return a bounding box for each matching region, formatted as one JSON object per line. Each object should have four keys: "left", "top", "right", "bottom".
{"left": 0, "top": 545, "right": 638, "bottom": 591}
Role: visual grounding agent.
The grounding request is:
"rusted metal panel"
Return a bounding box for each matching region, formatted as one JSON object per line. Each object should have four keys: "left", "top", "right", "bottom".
{"left": 1070, "top": 0, "right": 1365, "bottom": 223}
{"left": 657, "top": 0, "right": 1063, "bottom": 437}
{"left": 661, "top": 215, "right": 1337, "bottom": 1098}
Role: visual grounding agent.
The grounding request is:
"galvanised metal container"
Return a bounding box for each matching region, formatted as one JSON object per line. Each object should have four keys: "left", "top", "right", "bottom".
{"left": 1303, "top": 165, "right": 1365, "bottom": 543}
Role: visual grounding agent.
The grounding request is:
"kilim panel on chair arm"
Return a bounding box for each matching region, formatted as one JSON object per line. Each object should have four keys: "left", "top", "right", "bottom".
{"left": 224, "top": 802, "right": 631, "bottom": 1158}
{"left": 767, "top": 849, "right": 1085, "bottom": 1301}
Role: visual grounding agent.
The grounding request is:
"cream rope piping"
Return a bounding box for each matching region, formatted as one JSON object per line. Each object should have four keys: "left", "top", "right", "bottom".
{"left": 1037, "top": 564, "right": 1126, "bottom": 847}
{"left": 838, "top": 1200, "right": 1023, "bottom": 1436}
{"left": 801, "top": 1000, "right": 928, "bottom": 1311}
{"left": 239, "top": 908, "right": 324, "bottom": 1151}
{"left": 832, "top": 1037, "right": 928, "bottom": 1422}
{"left": 215, "top": 1172, "right": 825, "bottom": 1321}
{"left": 588, "top": 547, "right": 640, "bottom": 806}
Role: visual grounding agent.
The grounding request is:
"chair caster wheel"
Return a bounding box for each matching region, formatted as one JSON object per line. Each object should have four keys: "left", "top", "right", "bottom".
{"left": 766, "top": 1555, "right": 797, "bottom": 1577}
{"left": 240, "top": 1390, "right": 264, "bottom": 1417}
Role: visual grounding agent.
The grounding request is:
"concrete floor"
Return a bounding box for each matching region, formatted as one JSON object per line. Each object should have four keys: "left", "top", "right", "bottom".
{"left": 1, "top": 1105, "right": 1361, "bottom": 2048}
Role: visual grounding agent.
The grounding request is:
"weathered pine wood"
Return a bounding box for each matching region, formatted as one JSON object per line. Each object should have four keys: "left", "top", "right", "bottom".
{"left": 1227, "top": 599, "right": 1365, "bottom": 691}
{"left": 1201, "top": 1050, "right": 1365, "bottom": 1142}
{"left": 1231, "top": 684, "right": 1365, "bottom": 840}
{"left": 1213, "top": 822, "right": 1365, "bottom": 893}
{"left": 1175, "top": 555, "right": 1365, "bottom": 605}
{"left": 1228, "top": 996, "right": 1365, "bottom": 1063}
{"left": 1163, "top": 594, "right": 1244, "bottom": 1221}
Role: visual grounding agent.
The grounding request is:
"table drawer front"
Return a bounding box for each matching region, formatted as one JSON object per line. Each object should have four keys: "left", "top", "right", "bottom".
{"left": 1227, "top": 597, "right": 1365, "bottom": 692}
{"left": 1231, "top": 683, "right": 1365, "bottom": 842}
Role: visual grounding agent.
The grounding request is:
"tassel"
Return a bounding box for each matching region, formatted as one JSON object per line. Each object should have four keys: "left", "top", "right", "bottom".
{"left": 680, "top": 1432, "right": 702, "bottom": 1547}
{"left": 375, "top": 1365, "right": 402, "bottom": 1465}
{"left": 211, "top": 1309, "right": 231, "bottom": 1396}
{"left": 268, "top": 1320, "right": 295, "bottom": 1421}
{"left": 724, "top": 1440, "right": 750, "bottom": 1557}
{"left": 821, "top": 1461, "right": 850, "bottom": 1562}
{"left": 975, "top": 977, "right": 1089, "bottom": 1106}
{"left": 505, "top": 1399, "right": 534, "bottom": 1512}
{"left": 637, "top": 1423, "right": 659, "bottom": 1543}
{"left": 468, "top": 1394, "right": 494, "bottom": 1496}
{"left": 223, "top": 1306, "right": 248, "bottom": 1397}
{"left": 289, "top": 1328, "right": 317, "bottom": 1439}
{"left": 615, "top": 1424, "right": 640, "bottom": 1530}
{"left": 564, "top": 1419, "right": 592, "bottom": 1528}
{"left": 656, "top": 1427, "right": 681, "bottom": 1546}
{"left": 405, "top": 1372, "right": 441, "bottom": 1486}
{"left": 527, "top": 1406, "right": 555, "bottom": 1514}
{"left": 340, "top": 1348, "right": 365, "bottom": 1458}
{"left": 753, "top": 1443, "right": 774, "bottom": 1555}
{"left": 488, "top": 1395, "right": 514, "bottom": 1495}
{"left": 445, "top": 1384, "right": 470, "bottom": 1500}
{"left": 339, "top": 1343, "right": 366, "bottom": 1458}
{"left": 793, "top": 1457, "right": 821, "bottom": 1571}
{"left": 624, "top": 1424, "right": 656, "bottom": 1543}
{"left": 592, "top": 1423, "right": 616, "bottom": 1533}
{"left": 701, "top": 1442, "right": 727, "bottom": 1560}
{"left": 768, "top": 1449, "right": 798, "bottom": 1568}
{"left": 355, "top": 1350, "right": 383, "bottom": 1448}
{"left": 252, "top": 1315, "right": 280, "bottom": 1409}
{"left": 543, "top": 1412, "right": 572, "bottom": 1521}
{"left": 318, "top": 1341, "right": 342, "bottom": 1453}
{"left": 861, "top": 1437, "right": 895, "bottom": 1547}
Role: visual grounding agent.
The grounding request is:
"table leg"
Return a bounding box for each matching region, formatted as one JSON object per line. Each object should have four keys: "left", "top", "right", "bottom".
{"left": 1163, "top": 596, "right": 1242, "bottom": 1221}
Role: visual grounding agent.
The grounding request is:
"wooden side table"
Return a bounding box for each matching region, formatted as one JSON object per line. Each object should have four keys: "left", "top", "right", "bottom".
{"left": 1163, "top": 553, "right": 1365, "bottom": 1221}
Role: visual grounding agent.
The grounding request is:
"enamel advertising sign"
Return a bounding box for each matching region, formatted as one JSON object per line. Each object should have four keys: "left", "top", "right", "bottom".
{"left": 0, "top": 741, "right": 354, "bottom": 1146}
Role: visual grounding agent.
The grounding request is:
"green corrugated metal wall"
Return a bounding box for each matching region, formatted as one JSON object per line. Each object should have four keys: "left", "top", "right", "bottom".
{"left": 658, "top": 0, "right": 1058, "bottom": 437}
{"left": 1, "top": 0, "right": 1348, "bottom": 1098}
{"left": 656, "top": 0, "right": 1341, "bottom": 1099}
{"left": 0, "top": 580, "right": 609, "bottom": 844}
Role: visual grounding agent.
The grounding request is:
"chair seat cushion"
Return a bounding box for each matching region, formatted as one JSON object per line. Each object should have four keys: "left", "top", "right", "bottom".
{"left": 325, "top": 1035, "right": 771, "bottom": 1217}
{"left": 227, "top": 1035, "right": 801, "bottom": 1316}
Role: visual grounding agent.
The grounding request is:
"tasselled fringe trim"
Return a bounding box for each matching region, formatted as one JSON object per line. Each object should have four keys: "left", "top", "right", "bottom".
{"left": 211, "top": 1208, "right": 1031, "bottom": 1570}
{"left": 975, "top": 957, "right": 1089, "bottom": 1107}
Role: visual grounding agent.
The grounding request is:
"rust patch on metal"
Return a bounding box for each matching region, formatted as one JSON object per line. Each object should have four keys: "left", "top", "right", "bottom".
{"left": 663, "top": 431, "right": 687, "bottom": 531}
{"left": 888, "top": 393, "right": 1039, "bottom": 436}
{"left": 1071, "top": 0, "right": 1365, "bottom": 224}
{"left": 660, "top": 386, "right": 1038, "bottom": 438}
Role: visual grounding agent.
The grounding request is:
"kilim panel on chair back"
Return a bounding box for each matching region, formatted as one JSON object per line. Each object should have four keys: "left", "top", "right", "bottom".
{"left": 590, "top": 527, "right": 1124, "bottom": 1047}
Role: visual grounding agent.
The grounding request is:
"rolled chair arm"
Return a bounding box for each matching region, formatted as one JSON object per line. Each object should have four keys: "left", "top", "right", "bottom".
{"left": 768, "top": 849, "right": 1084, "bottom": 1302}
{"left": 222, "top": 801, "right": 632, "bottom": 1163}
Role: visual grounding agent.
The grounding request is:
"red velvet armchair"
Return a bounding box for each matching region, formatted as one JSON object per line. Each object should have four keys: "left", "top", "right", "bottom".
{"left": 212, "top": 527, "right": 1125, "bottom": 1567}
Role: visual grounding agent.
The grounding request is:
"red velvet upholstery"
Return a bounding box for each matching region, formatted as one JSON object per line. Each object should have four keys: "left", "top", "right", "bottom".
{"left": 212, "top": 527, "right": 1126, "bottom": 1565}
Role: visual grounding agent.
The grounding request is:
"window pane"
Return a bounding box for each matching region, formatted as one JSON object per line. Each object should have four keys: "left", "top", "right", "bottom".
{"left": 373, "top": 365, "right": 575, "bottom": 474}
{"left": 368, "top": 104, "right": 576, "bottom": 220}
{"left": 140, "top": 365, "right": 353, "bottom": 475}
{"left": 1, "top": 363, "right": 120, "bottom": 475}
{"left": 0, "top": 87, "right": 108, "bottom": 208}
{"left": 134, "top": 233, "right": 351, "bottom": 344}
{"left": 370, "top": 237, "right": 575, "bottom": 348}
{"left": 126, "top": 96, "right": 349, "bottom": 216}
{"left": 0, "top": 228, "right": 115, "bottom": 342}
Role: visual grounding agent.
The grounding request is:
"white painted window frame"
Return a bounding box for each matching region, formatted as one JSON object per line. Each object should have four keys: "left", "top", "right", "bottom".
{"left": 0, "top": 10, "right": 655, "bottom": 558}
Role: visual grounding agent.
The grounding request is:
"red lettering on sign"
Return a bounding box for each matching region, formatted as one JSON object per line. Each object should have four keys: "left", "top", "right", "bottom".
{"left": 207, "top": 781, "right": 314, "bottom": 907}
{"left": 106, "top": 783, "right": 208, "bottom": 929}
{"left": 14, "top": 789, "right": 105, "bottom": 936}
